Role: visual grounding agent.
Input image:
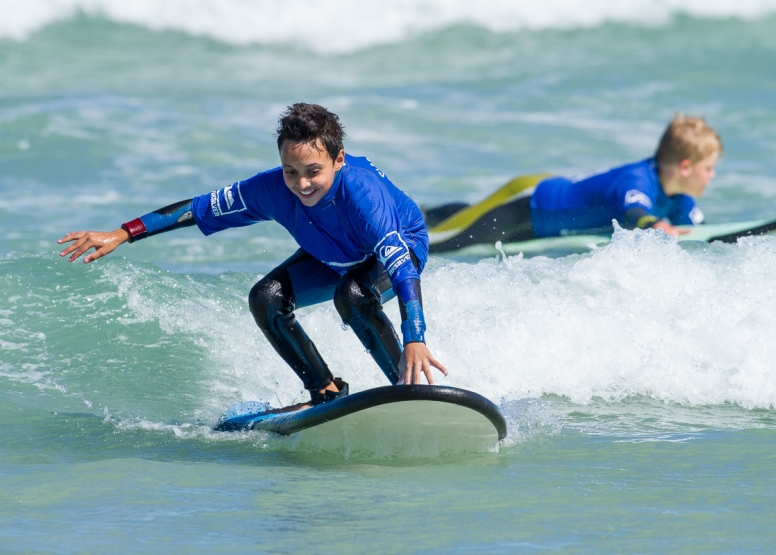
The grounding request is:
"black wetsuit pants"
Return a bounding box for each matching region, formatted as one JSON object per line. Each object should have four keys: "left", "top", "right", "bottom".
{"left": 425, "top": 196, "right": 536, "bottom": 253}
{"left": 248, "top": 249, "right": 407, "bottom": 393}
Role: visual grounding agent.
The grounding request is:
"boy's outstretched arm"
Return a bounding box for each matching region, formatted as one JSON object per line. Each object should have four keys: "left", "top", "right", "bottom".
{"left": 57, "top": 199, "right": 195, "bottom": 263}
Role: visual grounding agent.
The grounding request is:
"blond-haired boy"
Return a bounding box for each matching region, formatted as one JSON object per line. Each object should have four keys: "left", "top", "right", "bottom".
{"left": 426, "top": 115, "right": 722, "bottom": 252}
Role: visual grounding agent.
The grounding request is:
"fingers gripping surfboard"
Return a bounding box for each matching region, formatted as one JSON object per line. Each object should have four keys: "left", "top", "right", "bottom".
{"left": 216, "top": 385, "right": 508, "bottom": 440}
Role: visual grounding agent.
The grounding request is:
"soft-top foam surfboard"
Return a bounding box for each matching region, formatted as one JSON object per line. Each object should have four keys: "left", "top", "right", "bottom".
{"left": 444, "top": 217, "right": 776, "bottom": 257}
{"left": 216, "top": 384, "right": 508, "bottom": 441}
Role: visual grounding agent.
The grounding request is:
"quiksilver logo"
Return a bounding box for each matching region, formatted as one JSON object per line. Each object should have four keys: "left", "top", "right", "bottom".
{"left": 224, "top": 185, "right": 235, "bottom": 210}
{"left": 380, "top": 245, "right": 402, "bottom": 262}
{"left": 212, "top": 182, "right": 246, "bottom": 216}
{"left": 210, "top": 190, "right": 221, "bottom": 217}
{"left": 386, "top": 253, "right": 411, "bottom": 276}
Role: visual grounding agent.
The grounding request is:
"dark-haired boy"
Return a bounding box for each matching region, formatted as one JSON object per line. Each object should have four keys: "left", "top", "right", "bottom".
{"left": 59, "top": 103, "right": 447, "bottom": 411}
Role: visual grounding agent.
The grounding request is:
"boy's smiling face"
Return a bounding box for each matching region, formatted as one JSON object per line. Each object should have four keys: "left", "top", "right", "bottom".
{"left": 280, "top": 140, "right": 345, "bottom": 206}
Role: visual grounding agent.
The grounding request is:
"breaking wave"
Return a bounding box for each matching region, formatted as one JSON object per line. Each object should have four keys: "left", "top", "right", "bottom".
{"left": 5, "top": 0, "right": 776, "bottom": 52}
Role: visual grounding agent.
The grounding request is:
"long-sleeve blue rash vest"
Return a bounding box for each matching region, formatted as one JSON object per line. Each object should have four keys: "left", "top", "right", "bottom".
{"left": 530, "top": 158, "right": 704, "bottom": 238}
{"left": 191, "top": 153, "right": 429, "bottom": 305}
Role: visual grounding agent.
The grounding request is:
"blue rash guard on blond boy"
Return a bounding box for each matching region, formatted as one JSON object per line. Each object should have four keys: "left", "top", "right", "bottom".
{"left": 531, "top": 158, "right": 704, "bottom": 237}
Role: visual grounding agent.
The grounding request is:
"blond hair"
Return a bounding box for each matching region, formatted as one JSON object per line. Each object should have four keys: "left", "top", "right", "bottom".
{"left": 655, "top": 115, "right": 723, "bottom": 166}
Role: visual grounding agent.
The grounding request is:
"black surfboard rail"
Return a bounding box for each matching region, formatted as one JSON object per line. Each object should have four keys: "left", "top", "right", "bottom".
{"left": 707, "top": 218, "right": 776, "bottom": 243}
{"left": 216, "top": 385, "right": 508, "bottom": 440}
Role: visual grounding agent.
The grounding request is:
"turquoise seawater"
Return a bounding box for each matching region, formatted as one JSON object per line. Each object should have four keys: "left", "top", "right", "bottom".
{"left": 2, "top": 5, "right": 776, "bottom": 553}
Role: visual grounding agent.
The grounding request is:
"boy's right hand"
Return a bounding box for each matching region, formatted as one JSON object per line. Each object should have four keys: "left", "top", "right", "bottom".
{"left": 397, "top": 342, "right": 448, "bottom": 386}
{"left": 58, "top": 228, "right": 130, "bottom": 263}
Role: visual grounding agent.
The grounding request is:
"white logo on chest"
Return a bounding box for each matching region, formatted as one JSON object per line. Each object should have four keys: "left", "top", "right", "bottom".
{"left": 624, "top": 189, "right": 653, "bottom": 209}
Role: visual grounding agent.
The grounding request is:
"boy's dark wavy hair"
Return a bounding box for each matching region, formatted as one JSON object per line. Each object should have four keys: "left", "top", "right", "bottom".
{"left": 276, "top": 103, "right": 345, "bottom": 161}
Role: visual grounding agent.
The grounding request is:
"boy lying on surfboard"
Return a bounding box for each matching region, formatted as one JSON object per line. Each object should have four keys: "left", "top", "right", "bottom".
{"left": 425, "top": 115, "right": 722, "bottom": 252}
{"left": 58, "top": 103, "right": 447, "bottom": 413}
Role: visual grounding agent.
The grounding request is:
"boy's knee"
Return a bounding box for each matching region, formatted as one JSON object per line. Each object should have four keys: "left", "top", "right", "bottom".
{"left": 334, "top": 278, "right": 369, "bottom": 320}
{"left": 249, "top": 277, "right": 288, "bottom": 327}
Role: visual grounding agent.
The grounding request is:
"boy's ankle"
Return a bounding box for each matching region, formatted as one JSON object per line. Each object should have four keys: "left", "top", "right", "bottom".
{"left": 310, "top": 378, "right": 349, "bottom": 405}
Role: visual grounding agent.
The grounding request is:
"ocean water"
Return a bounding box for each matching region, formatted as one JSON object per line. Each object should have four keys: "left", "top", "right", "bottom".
{"left": 2, "top": 1, "right": 776, "bottom": 553}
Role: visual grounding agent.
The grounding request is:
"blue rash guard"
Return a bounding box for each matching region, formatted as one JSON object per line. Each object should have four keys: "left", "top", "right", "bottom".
{"left": 189, "top": 154, "right": 429, "bottom": 343}
{"left": 530, "top": 158, "right": 704, "bottom": 238}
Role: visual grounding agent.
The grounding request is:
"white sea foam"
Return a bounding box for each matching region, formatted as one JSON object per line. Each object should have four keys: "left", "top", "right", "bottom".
{"left": 3, "top": 0, "right": 776, "bottom": 52}
{"left": 3, "top": 229, "right": 776, "bottom": 446}
{"left": 5, "top": 227, "right": 776, "bottom": 423}
{"left": 430, "top": 228, "right": 776, "bottom": 410}
{"left": 96, "top": 227, "right": 776, "bottom": 414}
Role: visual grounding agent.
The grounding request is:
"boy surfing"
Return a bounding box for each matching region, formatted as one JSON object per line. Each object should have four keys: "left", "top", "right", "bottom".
{"left": 59, "top": 103, "right": 447, "bottom": 412}
{"left": 425, "top": 115, "right": 722, "bottom": 252}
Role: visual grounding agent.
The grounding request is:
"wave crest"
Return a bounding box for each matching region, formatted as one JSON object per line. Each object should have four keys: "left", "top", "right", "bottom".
{"left": 6, "top": 0, "right": 776, "bottom": 52}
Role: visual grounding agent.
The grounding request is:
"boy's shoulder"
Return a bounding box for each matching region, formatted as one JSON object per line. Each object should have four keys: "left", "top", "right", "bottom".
{"left": 343, "top": 154, "right": 388, "bottom": 182}
{"left": 239, "top": 165, "right": 290, "bottom": 200}
{"left": 242, "top": 164, "right": 284, "bottom": 186}
{"left": 340, "top": 154, "right": 393, "bottom": 196}
{"left": 228, "top": 164, "right": 294, "bottom": 219}
{"left": 343, "top": 153, "right": 376, "bottom": 170}
{"left": 591, "top": 157, "right": 656, "bottom": 180}
{"left": 606, "top": 158, "right": 660, "bottom": 191}
{"left": 619, "top": 157, "right": 657, "bottom": 177}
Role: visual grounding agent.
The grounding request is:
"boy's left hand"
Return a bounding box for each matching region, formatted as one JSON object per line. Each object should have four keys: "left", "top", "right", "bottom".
{"left": 651, "top": 220, "right": 690, "bottom": 237}
{"left": 398, "top": 342, "right": 448, "bottom": 385}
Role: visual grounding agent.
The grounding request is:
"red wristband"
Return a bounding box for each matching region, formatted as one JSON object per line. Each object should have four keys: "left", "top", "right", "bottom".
{"left": 121, "top": 218, "right": 148, "bottom": 243}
